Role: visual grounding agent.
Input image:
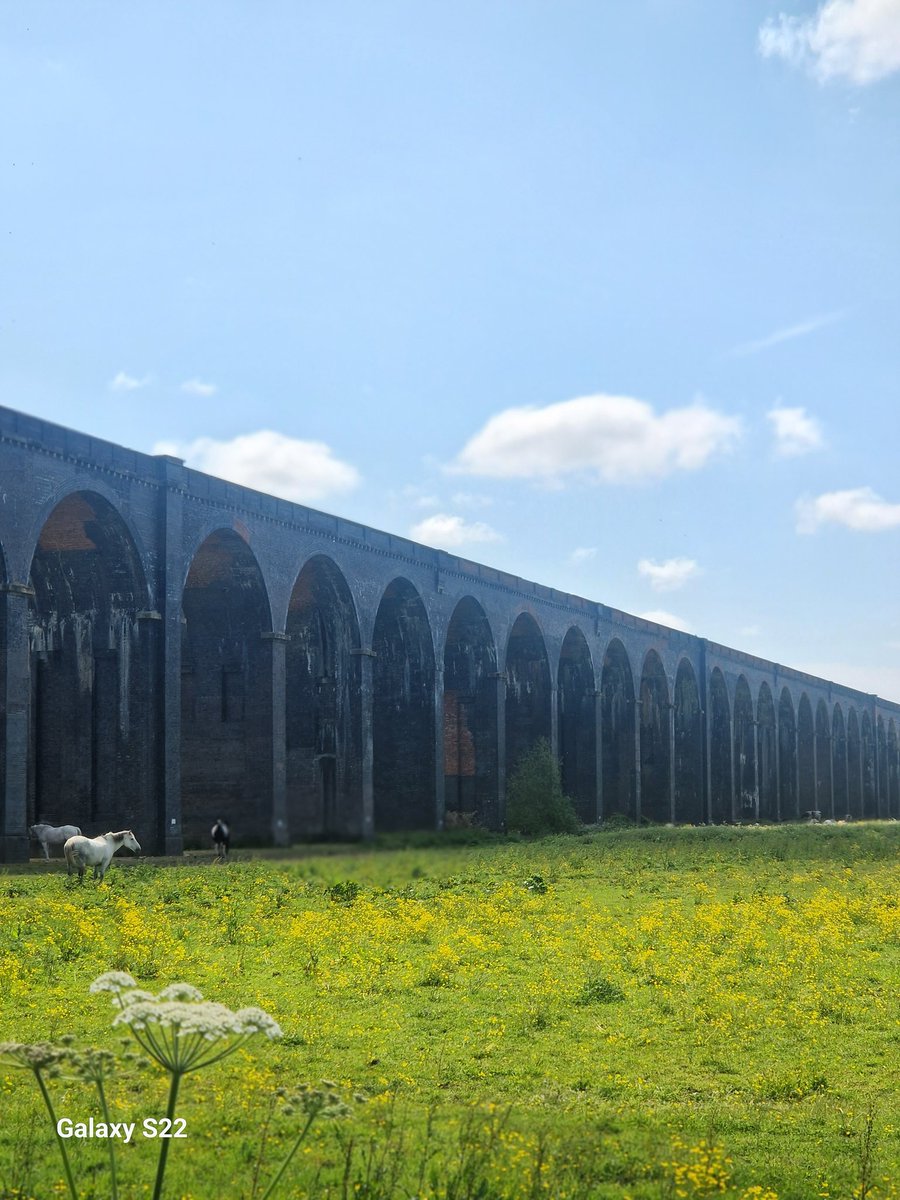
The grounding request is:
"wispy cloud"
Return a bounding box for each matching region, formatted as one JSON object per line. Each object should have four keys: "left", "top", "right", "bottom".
{"left": 638, "top": 556, "right": 701, "bottom": 592}
{"left": 730, "top": 311, "right": 846, "bottom": 357}
{"left": 410, "top": 513, "right": 502, "bottom": 550}
{"left": 796, "top": 486, "right": 900, "bottom": 533}
{"left": 638, "top": 609, "right": 693, "bottom": 634}
{"left": 767, "top": 405, "right": 824, "bottom": 457}
{"left": 181, "top": 379, "right": 218, "bottom": 397}
{"left": 392, "top": 485, "right": 440, "bottom": 510}
{"left": 451, "top": 491, "right": 495, "bottom": 509}
{"left": 152, "top": 430, "right": 360, "bottom": 504}
{"left": 569, "top": 547, "right": 597, "bottom": 565}
{"left": 796, "top": 661, "right": 900, "bottom": 703}
{"left": 109, "top": 371, "right": 150, "bottom": 392}
{"left": 451, "top": 394, "right": 741, "bottom": 485}
{"left": 759, "top": 0, "right": 900, "bottom": 85}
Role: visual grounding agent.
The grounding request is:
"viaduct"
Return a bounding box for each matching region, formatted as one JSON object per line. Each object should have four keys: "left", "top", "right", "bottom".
{"left": 1, "top": 403, "right": 899, "bottom": 861}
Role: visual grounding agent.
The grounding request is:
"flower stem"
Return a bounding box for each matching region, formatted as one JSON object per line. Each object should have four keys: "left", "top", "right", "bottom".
{"left": 34, "top": 1068, "right": 78, "bottom": 1200}
{"left": 151, "top": 1070, "right": 182, "bottom": 1200}
{"left": 250, "top": 1094, "right": 276, "bottom": 1200}
{"left": 96, "top": 1075, "right": 119, "bottom": 1200}
{"left": 258, "top": 1108, "right": 319, "bottom": 1200}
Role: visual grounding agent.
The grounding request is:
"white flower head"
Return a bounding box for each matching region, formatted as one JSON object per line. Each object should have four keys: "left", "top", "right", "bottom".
{"left": 90, "top": 972, "right": 137, "bottom": 995}
{"left": 158, "top": 983, "right": 205, "bottom": 1003}
{"left": 119, "top": 989, "right": 157, "bottom": 1007}
{"left": 110, "top": 1001, "right": 156, "bottom": 1033}
{"left": 108, "top": 989, "right": 283, "bottom": 1073}
{"left": 111, "top": 1000, "right": 228, "bottom": 1036}
{"left": 92, "top": 976, "right": 282, "bottom": 1073}
{"left": 235, "top": 1008, "right": 284, "bottom": 1039}
{"left": 0, "top": 1041, "right": 65, "bottom": 1071}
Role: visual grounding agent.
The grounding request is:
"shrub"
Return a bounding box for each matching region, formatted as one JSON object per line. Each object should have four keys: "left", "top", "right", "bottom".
{"left": 505, "top": 739, "right": 580, "bottom": 836}
{"left": 326, "top": 880, "right": 360, "bottom": 904}
{"left": 576, "top": 969, "right": 625, "bottom": 1005}
{"left": 523, "top": 874, "right": 548, "bottom": 894}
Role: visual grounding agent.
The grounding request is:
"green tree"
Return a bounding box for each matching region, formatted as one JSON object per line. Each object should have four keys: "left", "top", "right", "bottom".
{"left": 505, "top": 739, "right": 579, "bottom": 835}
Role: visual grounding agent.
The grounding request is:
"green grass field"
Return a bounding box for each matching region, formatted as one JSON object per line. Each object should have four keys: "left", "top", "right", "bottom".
{"left": 1, "top": 824, "right": 898, "bottom": 1199}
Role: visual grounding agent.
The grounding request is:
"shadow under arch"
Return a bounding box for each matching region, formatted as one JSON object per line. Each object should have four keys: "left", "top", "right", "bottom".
{"left": 861, "top": 711, "right": 876, "bottom": 818}
{"left": 28, "top": 490, "right": 152, "bottom": 838}
{"left": 778, "top": 688, "right": 797, "bottom": 820}
{"left": 674, "top": 658, "right": 703, "bottom": 824}
{"left": 286, "top": 555, "right": 363, "bottom": 839}
{"left": 889, "top": 720, "right": 899, "bottom": 819}
{"left": 558, "top": 625, "right": 597, "bottom": 822}
{"left": 797, "top": 694, "right": 815, "bottom": 813}
{"left": 832, "top": 703, "right": 847, "bottom": 818}
{"left": 373, "top": 577, "right": 436, "bottom": 831}
{"left": 504, "top": 612, "right": 551, "bottom": 781}
{"left": 733, "top": 676, "right": 756, "bottom": 820}
{"left": 640, "top": 650, "right": 670, "bottom": 823}
{"left": 816, "top": 699, "right": 833, "bottom": 818}
{"left": 601, "top": 638, "right": 635, "bottom": 821}
{"left": 709, "top": 668, "right": 731, "bottom": 823}
{"left": 0, "top": 538, "right": 7, "bottom": 829}
{"left": 847, "top": 708, "right": 862, "bottom": 818}
{"left": 877, "top": 716, "right": 888, "bottom": 817}
{"left": 181, "top": 528, "right": 274, "bottom": 847}
{"left": 757, "top": 682, "right": 777, "bottom": 821}
{"left": 443, "top": 597, "right": 499, "bottom": 828}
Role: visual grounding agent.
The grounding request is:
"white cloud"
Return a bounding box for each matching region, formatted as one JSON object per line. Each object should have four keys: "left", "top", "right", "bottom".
{"left": 739, "top": 625, "right": 762, "bottom": 639}
{"left": 767, "top": 405, "right": 824, "bottom": 457}
{"left": 759, "top": 0, "right": 900, "bottom": 85}
{"left": 637, "top": 556, "right": 701, "bottom": 592}
{"left": 451, "top": 394, "right": 741, "bottom": 484}
{"left": 152, "top": 430, "right": 360, "bottom": 504}
{"left": 409, "top": 513, "right": 502, "bottom": 550}
{"left": 110, "top": 371, "right": 150, "bottom": 392}
{"left": 796, "top": 486, "right": 900, "bottom": 533}
{"left": 730, "top": 311, "right": 845, "bottom": 356}
{"left": 181, "top": 379, "right": 218, "bottom": 397}
{"left": 638, "top": 610, "right": 693, "bottom": 634}
{"left": 569, "top": 546, "right": 597, "bottom": 565}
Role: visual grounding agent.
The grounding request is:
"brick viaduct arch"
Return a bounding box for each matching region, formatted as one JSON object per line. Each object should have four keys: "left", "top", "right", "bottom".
{"left": 2, "top": 405, "right": 899, "bottom": 859}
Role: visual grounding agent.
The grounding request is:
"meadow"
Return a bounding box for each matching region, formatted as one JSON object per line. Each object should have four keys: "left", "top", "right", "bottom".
{"left": 0, "top": 824, "right": 898, "bottom": 1199}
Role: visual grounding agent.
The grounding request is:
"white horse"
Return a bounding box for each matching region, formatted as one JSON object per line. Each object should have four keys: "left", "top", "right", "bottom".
{"left": 30, "top": 823, "right": 81, "bottom": 860}
{"left": 64, "top": 830, "right": 141, "bottom": 881}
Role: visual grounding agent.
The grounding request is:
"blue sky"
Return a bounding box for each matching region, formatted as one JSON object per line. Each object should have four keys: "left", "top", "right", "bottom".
{"left": 2, "top": 1, "right": 899, "bottom": 697}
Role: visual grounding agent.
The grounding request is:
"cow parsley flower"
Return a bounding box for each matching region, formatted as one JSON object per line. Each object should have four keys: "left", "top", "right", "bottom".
{"left": 87, "top": 974, "right": 286, "bottom": 1200}
{"left": 158, "top": 982, "right": 204, "bottom": 1002}
{"left": 118, "top": 989, "right": 156, "bottom": 1007}
{"left": 101, "top": 984, "right": 282, "bottom": 1074}
{"left": 0, "top": 1041, "right": 64, "bottom": 1071}
{"left": 89, "top": 972, "right": 138, "bottom": 996}
{"left": 0, "top": 1042, "right": 75, "bottom": 1197}
{"left": 235, "top": 1008, "right": 283, "bottom": 1038}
